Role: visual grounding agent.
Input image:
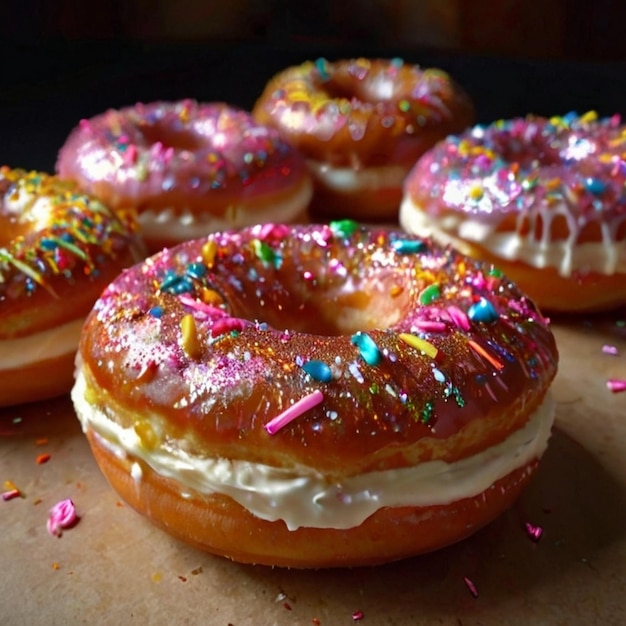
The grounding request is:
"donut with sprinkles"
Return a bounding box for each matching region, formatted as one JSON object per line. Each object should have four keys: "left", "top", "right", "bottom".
{"left": 56, "top": 100, "right": 313, "bottom": 252}
{"left": 252, "top": 58, "right": 474, "bottom": 222}
{"left": 400, "top": 111, "right": 626, "bottom": 312}
{"left": 0, "top": 167, "right": 145, "bottom": 407}
{"left": 72, "top": 221, "right": 558, "bottom": 567}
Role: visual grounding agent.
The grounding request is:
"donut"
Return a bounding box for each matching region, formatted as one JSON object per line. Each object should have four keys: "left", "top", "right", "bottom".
{"left": 252, "top": 58, "right": 474, "bottom": 221}
{"left": 71, "top": 221, "right": 558, "bottom": 568}
{"left": 0, "top": 167, "right": 145, "bottom": 407}
{"left": 56, "top": 100, "right": 313, "bottom": 252}
{"left": 400, "top": 111, "right": 626, "bottom": 312}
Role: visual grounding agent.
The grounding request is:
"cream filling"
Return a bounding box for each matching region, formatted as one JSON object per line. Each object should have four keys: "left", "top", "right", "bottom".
{"left": 399, "top": 196, "right": 626, "bottom": 276}
{"left": 137, "top": 179, "right": 312, "bottom": 243}
{"left": 308, "top": 160, "right": 407, "bottom": 193}
{"left": 0, "top": 319, "right": 84, "bottom": 370}
{"left": 72, "top": 369, "right": 554, "bottom": 531}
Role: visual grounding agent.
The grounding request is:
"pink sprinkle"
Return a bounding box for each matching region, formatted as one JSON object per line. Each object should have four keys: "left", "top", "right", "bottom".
{"left": 123, "top": 144, "right": 138, "bottom": 166}
{"left": 254, "top": 223, "right": 290, "bottom": 241}
{"left": 607, "top": 379, "right": 626, "bottom": 393}
{"left": 264, "top": 390, "right": 324, "bottom": 435}
{"left": 2, "top": 489, "right": 21, "bottom": 501}
{"left": 210, "top": 316, "right": 246, "bottom": 338}
{"left": 464, "top": 576, "right": 479, "bottom": 598}
{"left": 447, "top": 305, "right": 470, "bottom": 331}
{"left": 602, "top": 344, "right": 619, "bottom": 356}
{"left": 47, "top": 498, "right": 78, "bottom": 537}
{"left": 352, "top": 610, "right": 364, "bottom": 621}
{"left": 179, "top": 294, "right": 227, "bottom": 320}
{"left": 414, "top": 320, "right": 447, "bottom": 332}
{"left": 525, "top": 521, "right": 543, "bottom": 542}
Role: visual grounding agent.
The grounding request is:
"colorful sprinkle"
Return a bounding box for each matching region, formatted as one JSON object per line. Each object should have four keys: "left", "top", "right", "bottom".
{"left": 525, "top": 521, "right": 543, "bottom": 542}
{"left": 47, "top": 498, "right": 78, "bottom": 537}
{"left": 180, "top": 314, "right": 202, "bottom": 359}
{"left": 264, "top": 390, "right": 324, "bottom": 435}
{"left": 464, "top": 576, "right": 479, "bottom": 598}
{"left": 399, "top": 333, "right": 439, "bottom": 359}
{"left": 607, "top": 379, "right": 626, "bottom": 393}
{"left": 330, "top": 219, "right": 359, "bottom": 238}
{"left": 351, "top": 332, "right": 382, "bottom": 366}
{"left": 418, "top": 283, "right": 441, "bottom": 305}
{"left": 391, "top": 238, "right": 426, "bottom": 254}
{"left": 468, "top": 339, "right": 504, "bottom": 371}
{"left": 468, "top": 298, "right": 499, "bottom": 323}
{"left": 302, "top": 360, "right": 334, "bottom": 383}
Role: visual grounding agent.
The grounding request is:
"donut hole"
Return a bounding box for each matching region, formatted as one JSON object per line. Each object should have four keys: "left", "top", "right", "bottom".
{"left": 139, "top": 122, "right": 203, "bottom": 153}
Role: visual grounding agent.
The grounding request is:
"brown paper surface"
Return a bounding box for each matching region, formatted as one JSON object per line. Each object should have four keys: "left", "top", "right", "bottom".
{"left": 1, "top": 313, "right": 625, "bottom": 625}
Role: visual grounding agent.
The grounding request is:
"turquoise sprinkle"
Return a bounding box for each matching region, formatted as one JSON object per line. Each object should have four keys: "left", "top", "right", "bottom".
{"left": 302, "top": 360, "right": 333, "bottom": 383}
{"left": 468, "top": 298, "right": 499, "bottom": 323}
{"left": 330, "top": 219, "right": 359, "bottom": 238}
{"left": 186, "top": 262, "right": 207, "bottom": 279}
{"left": 351, "top": 332, "right": 382, "bottom": 366}
{"left": 392, "top": 239, "right": 426, "bottom": 255}
{"left": 584, "top": 177, "right": 606, "bottom": 196}
{"left": 315, "top": 57, "right": 330, "bottom": 81}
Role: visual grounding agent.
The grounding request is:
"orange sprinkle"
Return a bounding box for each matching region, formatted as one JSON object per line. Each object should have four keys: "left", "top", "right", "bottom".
{"left": 36, "top": 453, "right": 51, "bottom": 465}
{"left": 52, "top": 562, "right": 60, "bottom": 570}
{"left": 467, "top": 339, "right": 504, "bottom": 371}
{"left": 35, "top": 437, "right": 49, "bottom": 446}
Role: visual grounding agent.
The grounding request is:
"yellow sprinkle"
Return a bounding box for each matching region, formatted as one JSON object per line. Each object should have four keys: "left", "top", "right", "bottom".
{"left": 390, "top": 284, "right": 403, "bottom": 298}
{"left": 200, "top": 287, "right": 223, "bottom": 306}
{"left": 201, "top": 240, "right": 217, "bottom": 268}
{"left": 180, "top": 314, "right": 202, "bottom": 359}
{"left": 579, "top": 110, "right": 598, "bottom": 124}
{"left": 151, "top": 571, "right": 163, "bottom": 583}
{"left": 399, "top": 334, "right": 439, "bottom": 359}
{"left": 468, "top": 183, "right": 484, "bottom": 201}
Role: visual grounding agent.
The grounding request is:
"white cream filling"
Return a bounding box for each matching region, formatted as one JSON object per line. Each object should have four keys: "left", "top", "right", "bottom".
{"left": 72, "top": 369, "right": 554, "bottom": 531}
{"left": 137, "top": 179, "right": 312, "bottom": 242}
{"left": 308, "top": 160, "right": 407, "bottom": 193}
{"left": 399, "top": 196, "right": 626, "bottom": 276}
{"left": 0, "top": 318, "right": 84, "bottom": 370}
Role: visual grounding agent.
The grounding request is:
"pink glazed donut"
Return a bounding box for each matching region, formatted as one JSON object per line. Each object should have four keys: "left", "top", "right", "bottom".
{"left": 57, "top": 100, "right": 313, "bottom": 252}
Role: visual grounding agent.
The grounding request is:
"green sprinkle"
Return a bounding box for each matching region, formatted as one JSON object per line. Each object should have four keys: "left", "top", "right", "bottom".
{"left": 421, "top": 401, "right": 434, "bottom": 424}
{"left": 351, "top": 332, "right": 382, "bottom": 366}
{"left": 252, "top": 239, "right": 280, "bottom": 268}
{"left": 330, "top": 219, "right": 359, "bottom": 238}
{"left": 419, "top": 283, "right": 441, "bottom": 305}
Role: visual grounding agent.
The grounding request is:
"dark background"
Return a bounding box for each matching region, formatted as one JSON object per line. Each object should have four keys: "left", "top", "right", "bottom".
{"left": 2, "top": 0, "right": 626, "bottom": 173}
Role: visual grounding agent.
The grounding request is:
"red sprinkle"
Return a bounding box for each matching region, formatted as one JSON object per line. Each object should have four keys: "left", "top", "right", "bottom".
{"left": 352, "top": 610, "right": 364, "bottom": 621}
{"left": 36, "top": 453, "right": 51, "bottom": 465}
{"left": 2, "top": 489, "right": 21, "bottom": 501}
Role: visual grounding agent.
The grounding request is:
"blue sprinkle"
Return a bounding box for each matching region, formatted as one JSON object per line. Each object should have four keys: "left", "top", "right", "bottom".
{"left": 584, "top": 177, "right": 606, "bottom": 196}
{"left": 315, "top": 57, "right": 330, "bottom": 81}
{"left": 40, "top": 238, "right": 58, "bottom": 251}
{"left": 186, "top": 262, "right": 207, "bottom": 279}
{"left": 391, "top": 239, "right": 426, "bottom": 255}
{"left": 302, "top": 360, "right": 333, "bottom": 383}
{"left": 468, "top": 298, "right": 499, "bottom": 324}
{"left": 432, "top": 367, "right": 446, "bottom": 383}
{"left": 351, "top": 332, "right": 382, "bottom": 366}
{"left": 149, "top": 306, "right": 163, "bottom": 318}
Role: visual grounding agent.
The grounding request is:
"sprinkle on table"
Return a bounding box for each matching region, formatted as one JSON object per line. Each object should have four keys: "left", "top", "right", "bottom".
{"left": 351, "top": 610, "right": 364, "bottom": 621}
{"left": 606, "top": 379, "right": 626, "bottom": 393}
{"left": 36, "top": 453, "right": 51, "bottom": 465}
{"left": 464, "top": 576, "right": 479, "bottom": 598}
{"left": 47, "top": 498, "right": 78, "bottom": 537}
{"left": 601, "top": 344, "right": 619, "bottom": 356}
{"left": 525, "top": 521, "right": 544, "bottom": 542}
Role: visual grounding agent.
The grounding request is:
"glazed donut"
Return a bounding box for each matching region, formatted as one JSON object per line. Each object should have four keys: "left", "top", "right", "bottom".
{"left": 252, "top": 58, "right": 474, "bottom": 221}
{"left": 56, "top": 100, "right": 313, "bottom": 252}
{"left": 400, "top": 111, "right": 626, "bottom": 312}
{"left": 0, "top": 167, "right": 145, "bottom": 407}
{"left": 72, "top": 222, "right": 558, "bottom": 568}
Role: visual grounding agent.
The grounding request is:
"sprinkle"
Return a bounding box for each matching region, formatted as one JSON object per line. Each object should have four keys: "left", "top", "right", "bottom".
{"left": 302, "top": 360, "right": 334, "bottom": 383}
{"left": 36, "top": 453, "right": 51, "bottom": 465}
{"left": 210, "top": 316, "right": 245, "bottom": 338}
{"left": 525, "top": 521, "right": 543, "bottom": 542}
{"left": 464, "top": 576, "right": 479, "bottom": 598}
{"left": 180, "top": 314, "right": 202, "bottom": 359}
{"left": 330, "top": 219, "right": 359, "bottom": 238}
{"left": 47, "top": 498, "right": 78, "bottom": 537}
{"left": 201, "top": 240, "right": 218, "bottom": 267}
{"left": 252, "top": 239, "right": 280, "bottom": 267}
{"left": 352, "top": 610, "right": 365, "bottom": 621}
{"left": 351, "top": 332, "right": 382, "bottom": 366}
{"left": 264, "top": 390, "right": 324, "bottom": 435}
{"left": 2, "top": 489, "right": 21, "bottom": 501}
{"left": 418, "top": 283, "right": 441, "bottom": 305}
{"left": 607, "top": 379, "right": 626, "bottom": 393}
{"left": 584, "top": 177, "right": 606, "bottom": 196}
{"left": 468, "top": 339, "right": 504, "bottom": 371}
{"left": 399, "top": 333, "right": 438, "bottom": 359}
{"left": 391, "top": 238, "right": 426, "bottom": 254}
{"left": 602, "top": 344, "right": 619, "bottom": 356}
{"left": 447, "top": 305, "right": 470, "bottom": 330}
{"left": 468, "top": 297, "right": 499, "bottom": 323}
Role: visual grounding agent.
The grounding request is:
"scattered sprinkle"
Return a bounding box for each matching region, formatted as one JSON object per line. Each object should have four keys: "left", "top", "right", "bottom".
{"left": 525, "top": 522, "right": 544, "bottom": 542}
{"left": 2, "top": 489, "right": 21, "bottom": 501}
{"left": 265, "top": 390, "right": 324, "bottom": 435}
{"left": 47, "top": 498, "right": 78, "bottom": 537}
{"left": 607, "top": 379, "right": 626, "bottom": 393}
{"left": 351, "top": 332, "right": 382, "bottom": 366}
{"left": 352, "top": 610, "right": 365, "bottom": 621}
{"left": 399, "top": 333, "right": 439, "bottom": 359}
{"left": 302, "top": 359, "right": 334, "bottom": 383}
{"left": 464, "top": 576, "right": 479, "bottom": 598}
{"left": 418, "top": 283, "right": 441, "bottom": 305}
{"left": 36, "top": 453, "right": 51, "bottom": 465}
{"left": 602, "top": 344, "right": 619, "bottom": 356}
{"left": 180, "top": 313, "right": 202, "bottom": 359}
{"left": 468, "top": 339, "right": 504, "bottom": 371}
{"left": 468, "top": 297, "right": 499, "bottom": 323}
{"left": 391, "top": 238, "right": 426, "bottom": 254}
